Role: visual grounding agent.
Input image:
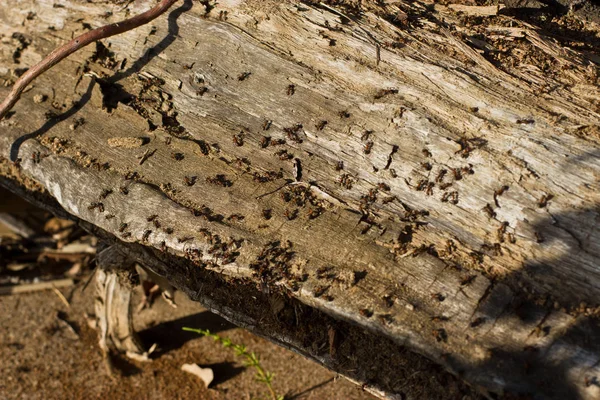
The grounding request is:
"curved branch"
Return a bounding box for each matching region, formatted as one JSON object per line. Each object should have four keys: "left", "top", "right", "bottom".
{"left": 0, "top": 0, "right": 180, "bottom": 121}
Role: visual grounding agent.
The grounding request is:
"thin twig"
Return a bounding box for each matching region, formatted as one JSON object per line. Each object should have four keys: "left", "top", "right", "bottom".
{"left": 52, "top": 284, "right": 71, "bottom": 308}
{"left": 138, "top": 148, "right": 157, "bottom": 165}
{"left": 81, "top": 262, "right": 98, "bottom": 293}
{"left": 0, "top": 278, "right": 74, "bottom": 295}
{"left": 0, "top": 0, "right": 180, "bottom": 121}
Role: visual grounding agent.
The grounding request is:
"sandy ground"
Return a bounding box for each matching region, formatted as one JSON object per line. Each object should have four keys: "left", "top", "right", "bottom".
{"left": 0, "top": 280, "right": 377, "bottom": 400}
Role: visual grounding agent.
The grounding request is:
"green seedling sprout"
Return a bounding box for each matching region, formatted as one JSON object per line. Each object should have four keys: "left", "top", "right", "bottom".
{"left": 183, "top": 327, "right": 284, "bottom": 400}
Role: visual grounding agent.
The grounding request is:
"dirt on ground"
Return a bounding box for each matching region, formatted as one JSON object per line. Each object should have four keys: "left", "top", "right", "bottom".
{"left": 0, "top": 282, "right": 379, "bottom": 400}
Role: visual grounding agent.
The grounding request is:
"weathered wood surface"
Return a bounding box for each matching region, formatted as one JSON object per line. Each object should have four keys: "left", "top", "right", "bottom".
{"left": 95, "top": 245, "right": 146, "bottom": 358}
{"left": 1, "top": 1, "right": 600, "bottom": 398}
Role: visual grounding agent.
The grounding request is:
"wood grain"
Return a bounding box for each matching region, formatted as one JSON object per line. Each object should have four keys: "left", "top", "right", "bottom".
{"left": 1, "top": 1, "right": 599, "bottom": 398}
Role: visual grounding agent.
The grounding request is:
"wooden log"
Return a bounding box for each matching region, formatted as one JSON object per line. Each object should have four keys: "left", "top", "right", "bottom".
{"left": 1, "top": 1, "right": 599, "bottom": 398}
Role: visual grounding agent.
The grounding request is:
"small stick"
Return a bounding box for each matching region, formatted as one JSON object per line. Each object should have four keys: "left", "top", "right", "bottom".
{"left": 0, "top": 0, "right": 180, "bottom": 121}
{"left": 81, "top": 264, "right": 98, "bottom": 293}
{"left": 52, "top": 284, "right": 71, "bottom": 308}
{"left": 0, "top": 278, "right": 74, "bottom": 295}
{"left": 138, "top": 148, "right": 157, "bottom": 165}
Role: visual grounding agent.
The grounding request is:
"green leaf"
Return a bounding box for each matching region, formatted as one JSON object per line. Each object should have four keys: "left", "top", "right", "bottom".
{"left": 234, "top": 346, "right": 246, "bottom": 356}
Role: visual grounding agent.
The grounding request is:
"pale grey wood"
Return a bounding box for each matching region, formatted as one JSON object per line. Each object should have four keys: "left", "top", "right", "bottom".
{"left": 0, "top": 1, "right": 599, "bottom": 398}
{"left": 95, "top": 245, "right": 145, "bottom": 357}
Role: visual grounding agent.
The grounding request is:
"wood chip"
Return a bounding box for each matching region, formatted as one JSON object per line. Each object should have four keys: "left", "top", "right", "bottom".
{"left": 485, "top": 26, "right": 527, "bottom": 39}
{"left": 126, "top": 351, "right": 151, "bottom": 362}
{"left": 52, "top": 241, "right": 96, "bottom": 254}
{"left": 181, "top": 363, "right": 214, "bottom": 387}
{"left": 33, "top": 94, "right": 47, "bottom": 104}
{"left": 107, "top": 137, "right": 147, "bottom": 149}
{"left": 0, "top": 212, "right": 37, "bottom": 238}
{"left": 6, "top": 263, "right": 35, "bottom": 271}
{"left": 125, "top": 344, "right": 158, "bottom": 363}
{"left": 447, "top": 4, "right": 503, "bottom": 16}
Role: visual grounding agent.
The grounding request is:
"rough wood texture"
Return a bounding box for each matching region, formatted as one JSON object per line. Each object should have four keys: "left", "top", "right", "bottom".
{"left": 95, "top": 245, "right": 145, "bottom": 356}
{"left": 1, "top": 1, "right": 599, "bottom": 398}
